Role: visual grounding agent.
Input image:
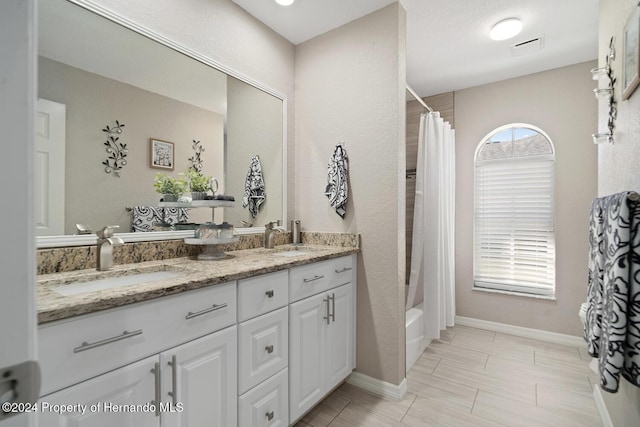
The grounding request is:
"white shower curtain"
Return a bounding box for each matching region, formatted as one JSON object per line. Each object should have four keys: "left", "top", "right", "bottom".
{"left": 406, "top": 111, "right": 456, "bottom": 341}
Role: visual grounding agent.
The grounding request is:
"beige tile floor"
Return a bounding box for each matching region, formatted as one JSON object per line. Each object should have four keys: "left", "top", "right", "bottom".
{"left": 294, "top": 325, "right": 602, "bottom": 427}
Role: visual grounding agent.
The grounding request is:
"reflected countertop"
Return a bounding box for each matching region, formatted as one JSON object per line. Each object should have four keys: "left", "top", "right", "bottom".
{"left": 37, "top": 244, "right": 359, "bottom": 325}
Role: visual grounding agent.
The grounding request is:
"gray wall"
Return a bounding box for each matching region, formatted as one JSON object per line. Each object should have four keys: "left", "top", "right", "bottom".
{"left": 226, "top": 76, "right": 284, "bottom": 228}
{"left": 454, "top": 60, "right": 598, "bottom": 337}
{"left": 295, "top": 3, "right": 407, "bottom": 386}
{"left": 598, "top": 1, "right": 640, "bottom": 425}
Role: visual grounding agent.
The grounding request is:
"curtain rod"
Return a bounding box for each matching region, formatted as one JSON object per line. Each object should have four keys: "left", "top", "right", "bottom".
{"left": 406, "top": 85, "right": 433, "bottom": 113}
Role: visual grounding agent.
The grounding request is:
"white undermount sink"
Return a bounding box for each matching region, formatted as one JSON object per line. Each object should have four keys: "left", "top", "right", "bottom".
{"left": 51, "top": 269, "right": 182, "bottom": 296}
{"left": 271, "top": 246, "right": 319, "bottom": 257}
{"left": 274, "top": 250, "right": 310, "bottom": 257}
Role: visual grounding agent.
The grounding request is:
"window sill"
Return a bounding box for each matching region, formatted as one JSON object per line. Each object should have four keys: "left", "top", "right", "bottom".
{"left": 472, "top": 286, "right": 556, "bottom": 301}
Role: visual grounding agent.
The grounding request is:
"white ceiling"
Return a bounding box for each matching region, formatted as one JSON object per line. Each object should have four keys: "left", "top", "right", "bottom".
{"left": 232, "top": 0, "right": 599, "bottom": 97}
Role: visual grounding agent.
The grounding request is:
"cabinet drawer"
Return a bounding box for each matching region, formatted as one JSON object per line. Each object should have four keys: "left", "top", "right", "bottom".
{"left": 39, "top": 282, "right": 236, "bottom": 396}
{"left": 290, "top": 256, "right": 354, "bottom": 303}
{"left": 289, "top": 259, "right": 334, "bottom": 303}
{"left": 331, "top": 255, "right": 355, "bottom": 288}
{"left": 239, "top": 368, "right": 288, "bottom": 427}
{"left": 238, "top": 307, "right": 288, "bottom": 394}
{"left": 238, "top": 270, "right": 288, "bottom": 322}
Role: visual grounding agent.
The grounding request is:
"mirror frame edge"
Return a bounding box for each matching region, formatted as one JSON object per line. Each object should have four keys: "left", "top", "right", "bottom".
{"left": 36, "top": 0, "right": 288, "bottom": 248}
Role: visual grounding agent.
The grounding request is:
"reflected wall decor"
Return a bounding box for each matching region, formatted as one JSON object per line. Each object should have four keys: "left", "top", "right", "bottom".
{"left": 150, "top": 138, "right": 175, "bottom": 170}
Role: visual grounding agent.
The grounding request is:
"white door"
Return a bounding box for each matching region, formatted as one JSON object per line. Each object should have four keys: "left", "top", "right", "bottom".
{"left": 288, "top": 293, "right": 326, "bottom": 422}
{"left": 37, "top": 356, "right": 159, "bottom": 427}
{"left": 0, "top": 1, "right": 38, "bottom": 426}
{"left": 161, "top": 326, "right": 237, "bottom": 427}
{"left": 35, "top": 98, "right": 66, "bottom": 236}
{"left": 325, "top": 284, "right": 354, "bottom": 391}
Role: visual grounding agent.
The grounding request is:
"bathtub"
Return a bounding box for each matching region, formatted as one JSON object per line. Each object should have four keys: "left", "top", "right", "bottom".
{"left": 406, "top": 306, "right": 428, "bottom": 373}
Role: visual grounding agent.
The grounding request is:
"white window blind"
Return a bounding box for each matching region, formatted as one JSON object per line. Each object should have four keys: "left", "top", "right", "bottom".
{"left": 474, "top": 126, "right": 555, "bottom": 296}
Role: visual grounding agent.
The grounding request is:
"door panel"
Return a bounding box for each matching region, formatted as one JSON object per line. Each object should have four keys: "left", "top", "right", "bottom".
{"left": 35, "top": 98, "right": 65, "bottom": 236}
{"left": 161, "top": 326, "right": 237, "bottom": 427}
{"left": 37, "top": 356, "right": 158, "bottom": 427}
{"left": 325, "top": 284, "right": 353, "bottom": 391}
{"left": 288, "top": 293, "right": 325, "bottom": 422}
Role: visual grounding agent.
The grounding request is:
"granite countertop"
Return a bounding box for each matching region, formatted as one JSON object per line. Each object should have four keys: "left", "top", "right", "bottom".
{"left": 37, "top": 244, "right": 359, "bottom": 324}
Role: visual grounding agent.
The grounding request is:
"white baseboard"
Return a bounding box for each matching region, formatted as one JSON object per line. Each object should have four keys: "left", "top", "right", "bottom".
{"left": 455, "top": 316, "right": 586, "bottom": 347}
{"left": 593, "top": 386, "right": 614, "bottom": 427}
{"left": 346, "top": 371, "right": 407, "bottom": 401}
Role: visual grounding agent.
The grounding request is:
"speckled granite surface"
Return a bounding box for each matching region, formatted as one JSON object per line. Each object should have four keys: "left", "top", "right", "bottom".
{"left": 37, "top": 232, "right": 291, "bottom": 275}
{"left": 38, "top": 235, "right": 359, "bottom": 324}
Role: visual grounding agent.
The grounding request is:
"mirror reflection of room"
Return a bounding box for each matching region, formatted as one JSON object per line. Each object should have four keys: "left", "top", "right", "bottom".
{"left": 36, "top": 0, "right": 283, "bottom": 238}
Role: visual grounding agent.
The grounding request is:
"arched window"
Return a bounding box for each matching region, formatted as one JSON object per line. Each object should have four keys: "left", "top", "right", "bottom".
{"left": 474, "top": 124, "right": 555, "bottom": 297}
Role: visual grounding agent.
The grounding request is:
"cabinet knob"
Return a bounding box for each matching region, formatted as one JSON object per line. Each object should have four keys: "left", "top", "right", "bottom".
{"left": 266, "top": 290, "right": 275, "bottom": 298}
{"left": 265, "top": 345, "right": 274, "bottom": 354}
{"left": 266, "top": 411, "right": 275, "bottom": 421}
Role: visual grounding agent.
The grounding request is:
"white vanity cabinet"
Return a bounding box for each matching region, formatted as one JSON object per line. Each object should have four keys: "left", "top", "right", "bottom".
{"left": 36, "top": 252, "right": 357, "bottom": 427}
{"left": 37, "top": 327, "right": 237, "bottom": 427}
{"left": 288, "top": 255, "right": 356, "bottom": 423}
{"left": 37, "top": 282, "right": 238, "bottom": 427}
{"left": 237, "top": 270, "right": 290, "bottom": 427}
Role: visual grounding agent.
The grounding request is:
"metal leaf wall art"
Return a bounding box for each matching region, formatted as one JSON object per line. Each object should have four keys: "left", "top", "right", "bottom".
{"left": 188, "top": 139, "right": 205, "bottom": 172}
{"left": 102, "top": 120, "right": 128, "bottom": 177}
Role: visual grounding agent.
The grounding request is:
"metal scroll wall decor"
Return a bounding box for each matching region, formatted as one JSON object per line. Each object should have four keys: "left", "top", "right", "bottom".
{"left": 188, "top": 139, "right": 205, "bottom": 172}
{"left": 592, "top": 37, "right": 617, "bottom": 144}
{"left": 102, "top": 120, "right": 128, "bottom": 176}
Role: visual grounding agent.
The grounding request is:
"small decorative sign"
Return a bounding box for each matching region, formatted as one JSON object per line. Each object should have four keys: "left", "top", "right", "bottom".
{"left": 150, "top": 138, "right": 175, "bottom": 170}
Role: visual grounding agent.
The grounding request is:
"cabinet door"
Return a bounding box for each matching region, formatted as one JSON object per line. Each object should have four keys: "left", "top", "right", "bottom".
{"left": 161, "top": 326, "right": 237, "bottom": 427}
{"left": 37, "top": 356, "right": 159, "bottom": 427}
{"left": 238, "top": 307, "right": 288, "bottom": 394}
{"left": 238, "top": 368, "right": 288, "bottom": 427}
{"left": 325, "top": 284, "right": 354, "bottom": 391}
{"left": 288, "top": 292, "right": 326, "bottom": 422}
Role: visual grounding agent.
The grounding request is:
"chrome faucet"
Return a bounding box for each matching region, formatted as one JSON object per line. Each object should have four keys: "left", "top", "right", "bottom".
{"left": 96, "top": 225, "right": 124, "bottom": 271}
{"left": 264, "top": 221, "right": 281, "bottom": 249}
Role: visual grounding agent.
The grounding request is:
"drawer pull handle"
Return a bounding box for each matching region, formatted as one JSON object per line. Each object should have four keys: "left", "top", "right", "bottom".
{"left": 151, "top": 362, "right": 161, "bottom": 417}
{"left": 266, "top": 290, "right": 275, "bottom": 298}
{"left": 73, "top": 329, "right": 142, "bottom": 353}
{"left": 185, "top": 303, "right": 227, "bottom": 320}
{"left": 168, "top": 355, "right": 178, "bottom": 405}
{"left": 335, "top": 267, "right": 352, "bottom": 273}
{"left": 265, "top": 345, "right": 274, "bottom": 354}
{"left": 266, "top": 411, "right": 274, "bottom": 421}
{"left": 303, "top": 275, "right": 325, "bottom": 283}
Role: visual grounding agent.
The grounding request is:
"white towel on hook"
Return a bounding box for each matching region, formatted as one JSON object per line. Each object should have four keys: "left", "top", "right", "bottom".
{"left": 325, "top": 143, "right": 349, "bottom": 218}
{"left": 585, "top": 191, "right": 640, "bottom": 392}
{"left": 242, "top": 155, "right": 266, "bottom": 218}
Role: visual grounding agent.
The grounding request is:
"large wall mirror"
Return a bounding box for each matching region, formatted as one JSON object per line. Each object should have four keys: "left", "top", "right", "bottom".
{"left": 36, "top": 0, "right": 285, "bottom": 247}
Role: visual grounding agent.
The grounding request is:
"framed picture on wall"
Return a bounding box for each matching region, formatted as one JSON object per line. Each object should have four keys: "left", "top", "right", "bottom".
{"left": 150, "top": 138, "right": 175, "bottom": 170}
{"left": 622, "top": 6, "right": 640, "bottom": 100}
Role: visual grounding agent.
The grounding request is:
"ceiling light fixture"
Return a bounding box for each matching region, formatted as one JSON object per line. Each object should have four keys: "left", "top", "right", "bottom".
{"left": 275, "top": 0, "right": 295, "bottom": 6}
{"left": 489, "top": 18, "right": 523, "bottom": 41}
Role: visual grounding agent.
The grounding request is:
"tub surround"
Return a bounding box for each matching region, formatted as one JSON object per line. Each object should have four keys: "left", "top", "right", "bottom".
{"left": 37, "top": 232, "right": 360, "bottom": 324}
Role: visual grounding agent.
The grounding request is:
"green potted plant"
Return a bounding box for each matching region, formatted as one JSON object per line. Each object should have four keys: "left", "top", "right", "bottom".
{"left": 153, "top": 172, "right": 187, "bottom": 202}
{"left": 187, "top": 168, "right": 212, "bottom": 200}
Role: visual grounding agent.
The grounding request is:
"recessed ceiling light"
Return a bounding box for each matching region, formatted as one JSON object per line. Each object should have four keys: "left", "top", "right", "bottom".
{"left": 275, "top": 0, "right": 295, "bottom": 5}
{"left": 489, "top": 18, "right": 523, "bottom": 41}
